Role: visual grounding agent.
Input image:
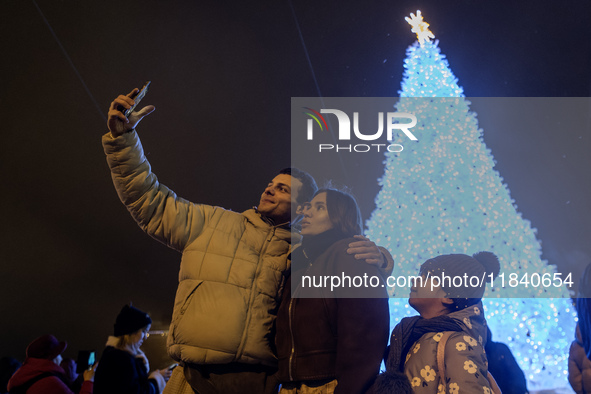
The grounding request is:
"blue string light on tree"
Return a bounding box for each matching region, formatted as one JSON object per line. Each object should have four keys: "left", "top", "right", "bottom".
{"left": 365, "top": 11, "right": 577, "bottom": 390}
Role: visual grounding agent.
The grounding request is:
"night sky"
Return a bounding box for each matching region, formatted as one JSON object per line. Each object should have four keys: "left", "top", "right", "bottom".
{"left": 1, "top": 0, "right": 590, "bottom": 367}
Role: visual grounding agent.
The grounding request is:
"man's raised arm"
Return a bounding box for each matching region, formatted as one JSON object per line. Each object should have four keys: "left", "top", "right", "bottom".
{"left": 102, "top": 88, "right": 210, "bottom": 252}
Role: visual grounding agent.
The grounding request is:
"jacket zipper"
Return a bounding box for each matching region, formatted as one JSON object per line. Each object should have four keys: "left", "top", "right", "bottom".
{"left": 236, "top": 226, "right": 276, "bottom": 360}
{"left": 288, "top": 296, "right": 296, "bottom": 381}
{"left": 288, "top": 248, "right": 311, "bottom": 382}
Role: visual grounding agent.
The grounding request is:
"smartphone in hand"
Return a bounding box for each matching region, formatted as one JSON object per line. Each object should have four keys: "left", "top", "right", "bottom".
{"left": 124, "top": 81, "right": 151, "bottom": 118}
{"left": 76, "top": 350, "right": 96, "bottom": 374}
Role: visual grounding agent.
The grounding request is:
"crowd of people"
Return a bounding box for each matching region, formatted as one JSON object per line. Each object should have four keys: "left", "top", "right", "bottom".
{"left": 2, "top": 305, "right": 172, "bottom": 394}
{"left": 3, "top": 88, "right": 589, "bottom": 393}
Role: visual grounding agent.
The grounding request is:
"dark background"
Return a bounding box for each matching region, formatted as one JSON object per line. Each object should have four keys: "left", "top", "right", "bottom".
{"left": 1, "top": 0, "right": 590, "bottom": 366}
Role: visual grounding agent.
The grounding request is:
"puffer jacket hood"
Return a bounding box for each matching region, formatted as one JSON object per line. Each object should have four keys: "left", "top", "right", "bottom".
{"left": 446, "top": 302, "right": 488, "bottom": 347}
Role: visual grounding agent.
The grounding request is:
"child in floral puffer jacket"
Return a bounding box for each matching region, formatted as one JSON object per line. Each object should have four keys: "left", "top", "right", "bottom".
{"left": 376, "top": 252, "right": 501, "bottom": 394}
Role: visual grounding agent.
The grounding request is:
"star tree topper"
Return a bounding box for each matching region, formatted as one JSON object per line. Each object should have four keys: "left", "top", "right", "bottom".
{"left": 405, "top": 10, "right": 435, "bottom": 45}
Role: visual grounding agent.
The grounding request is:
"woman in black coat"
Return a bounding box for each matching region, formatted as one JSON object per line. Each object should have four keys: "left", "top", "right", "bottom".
{"left": 276, "top": 188, "right": 390, "bottom": 394}
{"left": 94, "top": 305, "right": 171, "bottom": 394}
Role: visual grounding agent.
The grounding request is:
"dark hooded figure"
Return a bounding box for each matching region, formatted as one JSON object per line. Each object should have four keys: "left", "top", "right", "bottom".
{"left": 485, "top": 326, "right": 528, "bottom": 393}
{"left": 569, "top": 263, "right": 591, "bottom": 393}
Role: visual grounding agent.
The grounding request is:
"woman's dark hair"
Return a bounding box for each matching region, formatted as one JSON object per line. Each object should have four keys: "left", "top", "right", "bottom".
{"left": 315, "top": 188, "right": 362, "bottom": 237}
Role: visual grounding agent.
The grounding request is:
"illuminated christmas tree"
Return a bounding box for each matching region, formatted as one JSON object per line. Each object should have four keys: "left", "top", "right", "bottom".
{"left": 365, "top": 11, "right": 577, "bottom": 389}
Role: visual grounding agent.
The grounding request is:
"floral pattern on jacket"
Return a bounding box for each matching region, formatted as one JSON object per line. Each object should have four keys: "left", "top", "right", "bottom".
{"left": 403, "top": 303, "right": 492, "bottom": 393}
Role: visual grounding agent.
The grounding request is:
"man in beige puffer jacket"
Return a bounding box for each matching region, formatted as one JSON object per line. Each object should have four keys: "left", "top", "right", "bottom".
{"left": 104, "top": 89, "right": 390, "bottom": 394}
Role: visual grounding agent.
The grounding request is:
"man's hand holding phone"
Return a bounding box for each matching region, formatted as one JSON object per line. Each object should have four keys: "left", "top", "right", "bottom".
{"left": 107, "top": 82, "right": 155, "bottom": 138}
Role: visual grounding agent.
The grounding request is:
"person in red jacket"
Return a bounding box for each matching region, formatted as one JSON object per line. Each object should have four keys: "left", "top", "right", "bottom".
{"left": 7, "top": 334, "right": 95, "bottom": 394}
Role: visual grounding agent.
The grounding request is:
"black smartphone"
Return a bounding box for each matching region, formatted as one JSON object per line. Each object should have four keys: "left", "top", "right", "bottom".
{"left": 124, "top": 81, "right": 151, "bottom": 118}
{"left": 76, "top": 350, "right": 96, "bottom": 374}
